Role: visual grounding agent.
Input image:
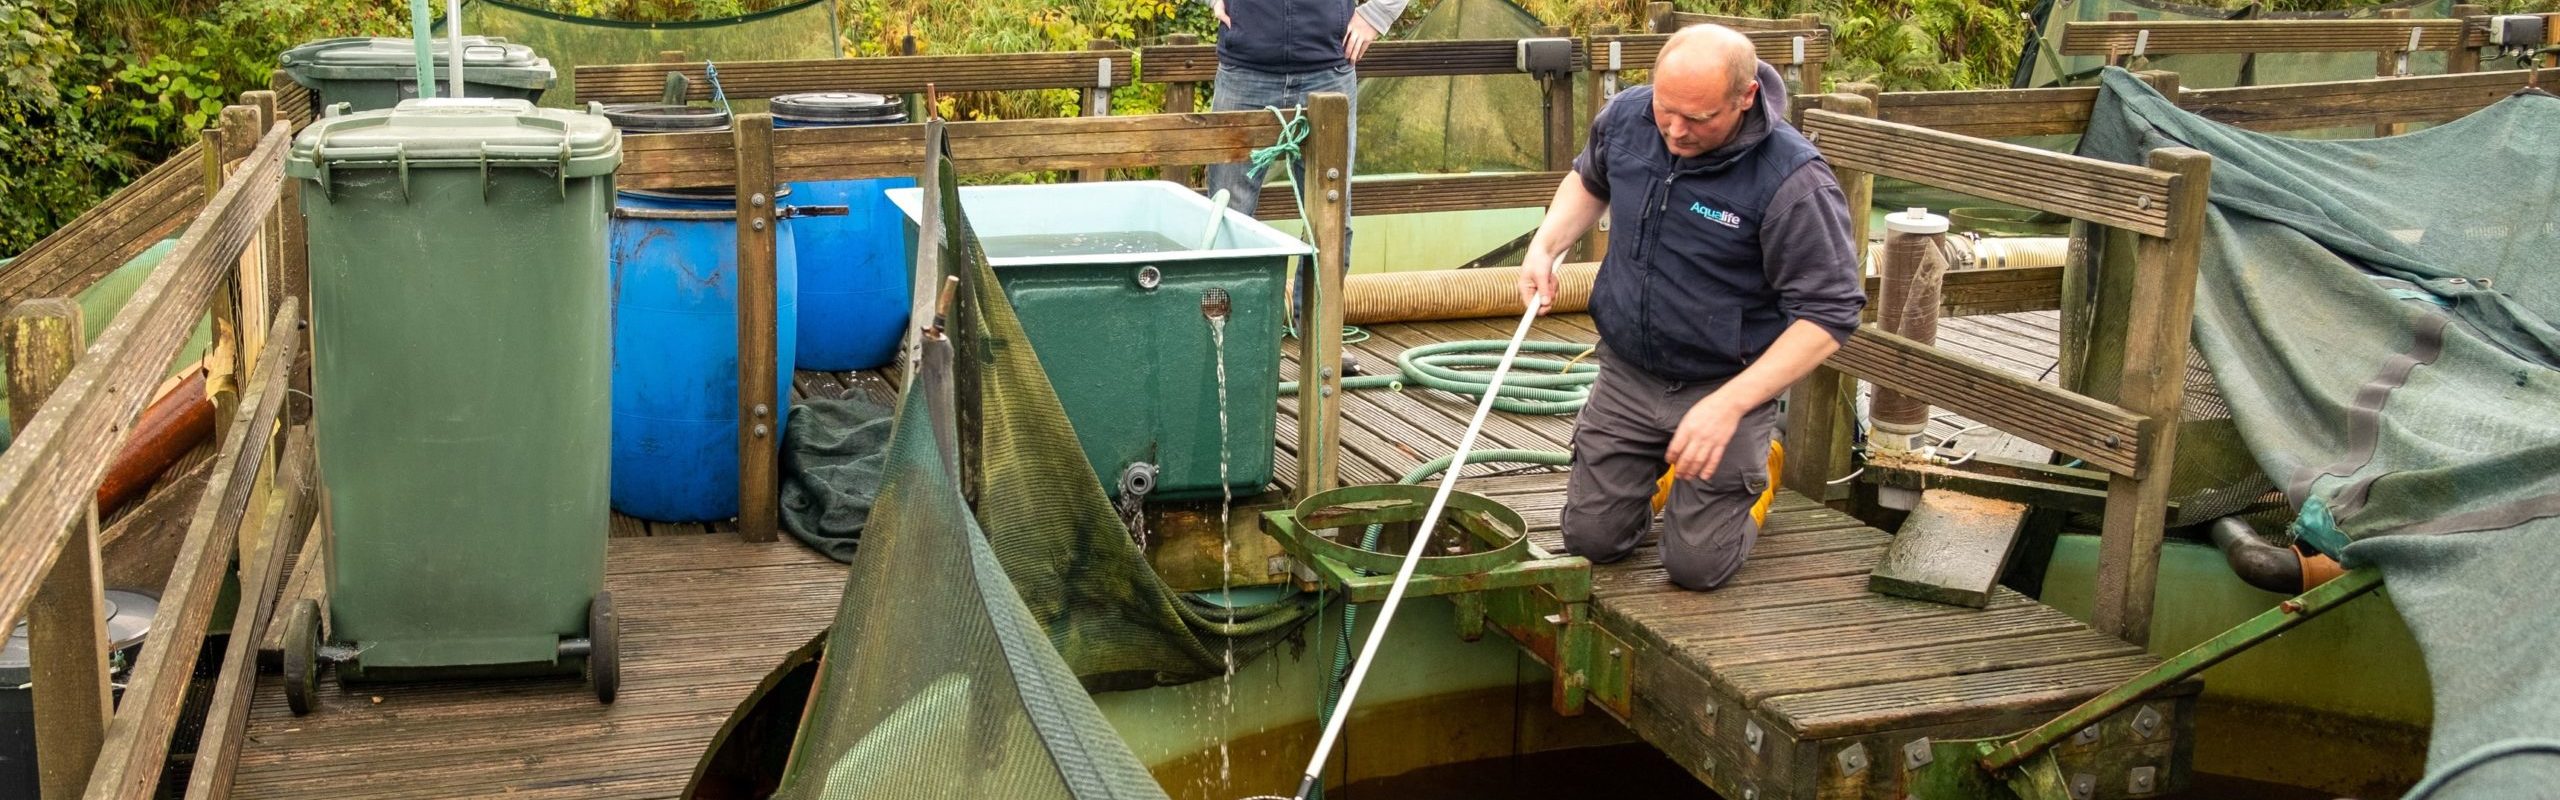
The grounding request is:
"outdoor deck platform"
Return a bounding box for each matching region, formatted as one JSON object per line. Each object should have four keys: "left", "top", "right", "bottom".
{"left": 232, "top": 534, "right": 845, "bottom": 799}
{"left": 1275, "top": 312, "right": 2194, "bottom": 799}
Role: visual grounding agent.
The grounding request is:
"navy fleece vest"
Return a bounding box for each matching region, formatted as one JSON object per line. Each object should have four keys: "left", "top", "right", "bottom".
{"left": 1587, "top": 90, "right": 1824, "bottom": 383}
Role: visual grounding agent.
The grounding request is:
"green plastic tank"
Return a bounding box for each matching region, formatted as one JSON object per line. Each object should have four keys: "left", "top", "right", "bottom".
{"left": 279, "top": 36, "right": 555, "bottom": 115}
{"left": 283, "top": 98, "right": 621, "bottom": 707}
{"left": 887, "top": 181, "right": 1310, "bottom": 501}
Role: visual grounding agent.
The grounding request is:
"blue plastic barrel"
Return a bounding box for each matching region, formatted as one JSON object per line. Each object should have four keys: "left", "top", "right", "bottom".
{"left": 607, "top": 187, "right": 799, "bottom": 522}
{"left": 773, "top": 92, "right": 914, "bottom": 371}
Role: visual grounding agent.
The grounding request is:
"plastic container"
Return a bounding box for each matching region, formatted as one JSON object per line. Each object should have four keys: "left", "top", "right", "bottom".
{"left": 772, "top": 92, "right": 915, "bottom": 371}
{"left": 605, "top": 102, "right": 800, "bottom": 522}
{"left": 286, "top": 98, "right": 616, "bottom": 686}
{"left": 279, "top": 36, "right": 554, "bottom": 114}
{"left": 886, "top": 180, "right": 1311, "bottom": 500}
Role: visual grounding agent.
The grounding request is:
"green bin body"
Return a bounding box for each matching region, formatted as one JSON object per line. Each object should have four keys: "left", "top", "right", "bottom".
{"left": 280, "top": 37, "right": 555, "bottom": 115}
{"left": 887, "top": 181, "right": 1310, "bottom": 501}
{"left": 288, "top": 98, "right": 618, "bottom": 679}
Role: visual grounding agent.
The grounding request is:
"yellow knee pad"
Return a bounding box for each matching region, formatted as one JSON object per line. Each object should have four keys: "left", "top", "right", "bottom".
{"left": 1651, "top": 441, "right": 1785, "bottom": 526}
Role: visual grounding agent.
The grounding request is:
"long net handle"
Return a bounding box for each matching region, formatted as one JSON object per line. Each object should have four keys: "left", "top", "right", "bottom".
{"left": 1288, "top": 289, "right": 1549, "bottom": 800}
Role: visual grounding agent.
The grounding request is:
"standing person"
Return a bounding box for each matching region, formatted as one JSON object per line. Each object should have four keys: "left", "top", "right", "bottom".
{"left": 1516, "top": 24, "right": 1865, "bottom": 591}
{"left": 1203, "top": 0, "right": 1408, "bottom": 335}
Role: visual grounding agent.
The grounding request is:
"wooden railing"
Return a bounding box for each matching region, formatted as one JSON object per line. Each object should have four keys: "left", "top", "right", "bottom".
{"left": 1786, "top": 87, "right": 2212, "bottom": 648}
{"left": 0, "top": 87, "right": 311, "bottom": 800}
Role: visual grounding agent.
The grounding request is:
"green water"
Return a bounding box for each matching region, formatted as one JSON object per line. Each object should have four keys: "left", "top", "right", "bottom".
{"left": 980, "top": 230, "right": 1194, "bottom": 259}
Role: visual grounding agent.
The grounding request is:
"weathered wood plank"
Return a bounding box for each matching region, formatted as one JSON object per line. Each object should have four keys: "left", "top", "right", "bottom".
{"left": 0, "top": 144, "right": 207, "bottom": 307}
{"left": 2181, "top": 67, "right": 2536, "bottom": 131}
{"left": 2091, "top": 147, "right": 2212, "bottom": 646}
{"left": 2059, "top": 18, "right": 2468, "bottom": 56}
{"left": 0, "top": 122, "right": 285, "bottom": 648}
{"left": 1829, "top": 325, "right": 2147, "bottom": 476}
{"left": 734, "top": 115, "right": 780, "bottom": 543}
{"left": 1765, "top": 654, "right": 2162, "bottom": 739}
{"left": 1584, "top": 29, "right": 1834, "bottom": 74}
{"left": 6, "top": 298, "right": 115, "bottom": 800}
{"left": 1802, "top": 109, "right": 2175, "bottom": 237}
{"left": 1257, "top": 171, "right": 1567, "bottom": 221}
{"left": 618, "top": 111, "right": 1284, "bottom": 189}
{"left": 1138, "top": 38, "right": 1588, "bottom": 83}
{"left": 1294, "top": 92, "right": 1352, "bottom": 498}
{"left": 185, "top": 427, "right": 316, "bottom": 800}
{"left": 573, "top": 50, "right": 1137, "bottom": 103}
{"left": 1874, "top": 87, "right": 2098, "bottom": 138}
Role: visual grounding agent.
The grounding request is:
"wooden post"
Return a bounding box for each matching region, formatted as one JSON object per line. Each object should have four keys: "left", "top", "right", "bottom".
{"left": 1163, "top": 34, "right": 1204, "bottom": 189}
{"left": 1541, "top": 26, "right": 1577, "bottom": 175}
{"left": 2545, "top": 11, "right": 2559, "bottom": 71}
{"left": 733, "top": 113, "right": 780, "bottom": 543}
{"left": 1645, "top": 1, "right": 1676, "bottom": 34}
{"left": 1581, "top": 24, "right": 1622, "bottom": 262}
{"left": 2375, "top": 9, "right": 2413, "bottom": 137}
{"left": 2092, "top": 147, "right": 2212, "bottom": 646}
{"left": 1781, "top": 91, "right": 1873, "bottom": 505}
{"left": 2448, "top": 5, "right": 2483, "bottom": 74}
{"left": 2106, "top": 11, "right": 2138, "bottom": 69}
{"left": 6, "top": 299, "right": 113, "bottom": 800}
{"left": 1078, "top": 39, "right": 1119, "bottom": 183}
{"left": 1296, "top": 93, "right": 1352, "bottom": 499}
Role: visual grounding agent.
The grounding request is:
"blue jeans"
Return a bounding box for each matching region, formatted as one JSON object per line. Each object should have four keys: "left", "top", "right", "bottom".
{"left": 1207, "top": 63, "right": 1357, "bottom": 330}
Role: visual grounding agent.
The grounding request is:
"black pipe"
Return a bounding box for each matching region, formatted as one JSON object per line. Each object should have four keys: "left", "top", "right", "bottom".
{"left": 2210, "top": 516, "right": 2304, "bottom": 595}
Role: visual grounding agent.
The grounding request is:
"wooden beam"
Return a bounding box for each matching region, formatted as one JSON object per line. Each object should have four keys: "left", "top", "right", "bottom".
{"left": 1296, "top": 92, "right": 1352, "bottom": 499}
{"left": 1584, "top": 29, "right": 1834, "bottom": 72}
{"left": 1543, "top": 25, "right": 1577, "bottom": 173}
{"left": 1829, "top": 326, "right": 2149, "bottom": 477}
{"left": 84, "top": 300, "right": 298, "bottom": 800}
{"left": 1253, "top": 172, "right": 1567, "bottom": 221}
{"left": 1669, "top": 10, "right": 1816, "bottom": 32}
{"left": 1858, "top": 265, "right": 2066, "bottom": 319}
{"left": 1138, "top": 38, "right": 1586, "bottom": 83}
{"left": 1644, "top": 1, "right": 1675, "bottom": 35}
{"left": 1582, "top": 23, "right": 1622, "bottom": 263}
{"left": 6, "top": 299, "right": 112, "bottom": 800}
{"left": 2091, "top": 148, "right": 2211, "bottom": 647}
{"left": 734, "top": 114, "right": 780, "bottom": 543}
{"left": 0, "top": 121, "right": 285, "bottom": 648}
{"left": 1873, "top": 86, "right": 2098, "bottom": 138}
{"left": 2449, "top": 5, "right": 2485, "bottom": 73}
{"left": 617, "top": 111, "right": 1285, "bottom": 190}
{"left": 1078, "top": 39, "right": 1118, "bottom": 183}
{"left": 573, "top": 49, "right": 1138, "bottom": 103}
{"left": 1160, "top": 33, "right": 1204, "bottom": 189}
{"left": 1802, "top": 108, "right": 2176, "bottom": 238}
{"left": 2059, "top": 18, "right": 2469, "bottom": 57}
{"left": 1780, "top": 92, "right": 1878, "bottom": 505}
{"left": 181, "top": 427, "right": 314, "bottom": 800}
{"left": 2180, "top": 64, "right": 2538, "bottom": 132}
{"left": 0, "top": 144, "right": 208, "bottom": 308}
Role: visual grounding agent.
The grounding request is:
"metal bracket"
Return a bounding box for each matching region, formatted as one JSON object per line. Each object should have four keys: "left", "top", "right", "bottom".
{"left": 2131, "top": 704, "right": 2164, "bottom": 740}
{"left": 2128, "top": 765, "right": 2158, "bottom": 795}
{"left": 1745, "top": 720, "right": 1765, "bottom": 753}
{"left": 1835, "top": 743, "right": 1869, "bottom": 776}
{"left": 1904, "top": 738, "right": 1934, "bottom": 770}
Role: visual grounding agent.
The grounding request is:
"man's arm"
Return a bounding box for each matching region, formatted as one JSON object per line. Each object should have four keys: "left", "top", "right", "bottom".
{"left": 1665, "top": 163, "right": 1865, "bottom": 479}
{"left": 1518, "top": 174, "right": 1607, "bottom": 314}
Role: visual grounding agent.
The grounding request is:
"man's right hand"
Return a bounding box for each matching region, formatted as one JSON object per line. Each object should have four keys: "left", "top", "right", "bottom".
{"left": 1212, "top": 0, "right": 1232, "bottom": 28}
{"left": 1519, "top": 252, "right": 1559, "bottom": 316}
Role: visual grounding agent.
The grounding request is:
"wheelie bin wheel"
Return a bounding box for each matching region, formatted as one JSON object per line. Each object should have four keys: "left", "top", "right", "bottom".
{"left": 589, "top": 591, "right": 620, "bottom": 704}
{"left": 283, "top": 598, "right": 321, "bottom": 716}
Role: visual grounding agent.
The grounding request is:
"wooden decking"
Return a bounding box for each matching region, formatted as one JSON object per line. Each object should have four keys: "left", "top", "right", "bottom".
{"left": 230, "top": 535, "right": 844, "bottom": 799}
{"left": 1279, "top": 313, "right": 2192, "bottom": 799}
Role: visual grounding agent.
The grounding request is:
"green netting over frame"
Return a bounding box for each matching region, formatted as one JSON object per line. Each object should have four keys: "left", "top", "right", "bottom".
{"left": 449, "top": 0, "right": 841, "bottom": 106}
{"left": 2017, "top": 0, "right": 2453, "bottom": 89}
{"left": 2077, "top": 67, "right": 2560, "bottom": 798}
{"left": 1355, "top": 0, "right": 1557, "bottom": 174}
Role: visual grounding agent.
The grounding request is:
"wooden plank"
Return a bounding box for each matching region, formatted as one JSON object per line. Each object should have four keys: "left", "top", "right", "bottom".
{"left": 1138, "top": 38, "right": 1589, "bottom": 84}
{"left": 0, "top": 143, "right": 209, "bottom": 307}
{"left": 1585, "top": 30, "right": 1834, "bottom": 72}
{"left": 1160, "top": 33, "right": 1204, "bottom": 189}
{"left": 1257, "top": 171, "right": 1568, "bottom": 220}
{"left": 1543, "top": 27, "right": 1578, "bottom": 171}
{"left": 618, "top": 111, "right": 1284, "bottom": 189}
{"left": 86, "top": 301, "right": 298, "bottom": 800}
{"left": 0, "top": 122, "right": 285, "bottom": 647}
{"left": 6, "top": 299, "right": 114, "bottom": 800}
{"left": 1803, "top": 109, "right": 2175, "bottom": 237}
{"left": 1668, "top": 10, "right": 1813, "bottom": 32}
{"left": 1829, "top": 325, "right": 2147, "bottom": 476}
{"left": 1765, "top": 653, "right": 2161, "bottom": 739}
{"left": 184, "top": 428, "right": 315, "bottom": 800}
{"left": 573, "top": 50, "right": 1137, "bottom": 103}
{"left": 1719, "top": 629, "right": 2146, "bottom": 705}
{"left": 2091, "top": 147, "right": 2211, "bottom": 646}
{"left": 2059, "top": 18, "right": 2467, "bottom": 56}
{"left": 2180, "top": 68, "right": 2535, "bottom": 132}
{"left": 1874, "top": 86, "right": 2098, "bottom": 138}
{"left": 734, "top": 115, "right": 779, "bottom": 543}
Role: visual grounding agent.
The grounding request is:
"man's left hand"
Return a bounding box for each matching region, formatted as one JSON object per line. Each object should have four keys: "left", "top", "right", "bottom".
{"left": 1667, "top": 395, "right": 1745, "bottom": 481}
{"left": 1344, "top": 16, "right": 1381, "bottom": 63}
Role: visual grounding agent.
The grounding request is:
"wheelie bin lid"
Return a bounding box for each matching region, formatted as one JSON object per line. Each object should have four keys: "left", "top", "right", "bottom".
{"left": 279, "top": 36, "right": 555, "bottom": 90}
{"left": 771, "top": 92, "right": 908, "bottom": 125}
{"left": 285, "top": 98, "right": 622, "bottom": 180}
{"left": 601, "top": 103, "right": 732, "bottom": 133}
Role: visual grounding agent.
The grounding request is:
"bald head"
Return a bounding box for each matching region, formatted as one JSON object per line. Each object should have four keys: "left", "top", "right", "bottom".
{"left": 1649, "top": 24, "right": 1760, "bottom": 157}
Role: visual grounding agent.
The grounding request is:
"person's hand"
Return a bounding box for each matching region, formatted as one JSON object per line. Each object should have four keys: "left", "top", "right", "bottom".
{"left": 1667, "top": 395, "right": 1745, "bottom": 480}
{"left": 1518, "top": 252, "right": 1559, "bottom": 316}
{"left": 1344, "top": 15, "right": 1380, "bottom": 62}
{"left": 1213, "top": 0, "right": 1232, "bottom": 29}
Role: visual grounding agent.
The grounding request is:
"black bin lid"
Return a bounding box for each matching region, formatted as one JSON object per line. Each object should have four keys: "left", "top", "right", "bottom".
{"left": 771, "top": 92, "right": 908, "bottom": 125}
{"left": 603, "top": 103, "right": 732, "bottom": 133}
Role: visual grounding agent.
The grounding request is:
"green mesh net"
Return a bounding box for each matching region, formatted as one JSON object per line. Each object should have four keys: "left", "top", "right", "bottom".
{"left": 451, "top": 0, "right": 841, "bottom": 107}
{"left": 2077, "top": 68, "right": 2560, "bottom": 797}
{"left": 2017, "top": 0, "right": 2453, "bottom": 89}
{"left": 1355, "top": 0, "right": 1559, "bottom": 174}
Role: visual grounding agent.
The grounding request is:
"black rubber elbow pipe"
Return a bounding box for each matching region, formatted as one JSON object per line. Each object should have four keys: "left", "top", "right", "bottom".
{"left": 2210, "top": 516, "right": 2305, "bottom": 595}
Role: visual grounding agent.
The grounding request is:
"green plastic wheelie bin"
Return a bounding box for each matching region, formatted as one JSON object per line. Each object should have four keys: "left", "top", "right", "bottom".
{"left": 279, "top": 36, "right": 555, "bottom": 115}
{"left": 282, "top": 98, "right": 621, "bottom": 713}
